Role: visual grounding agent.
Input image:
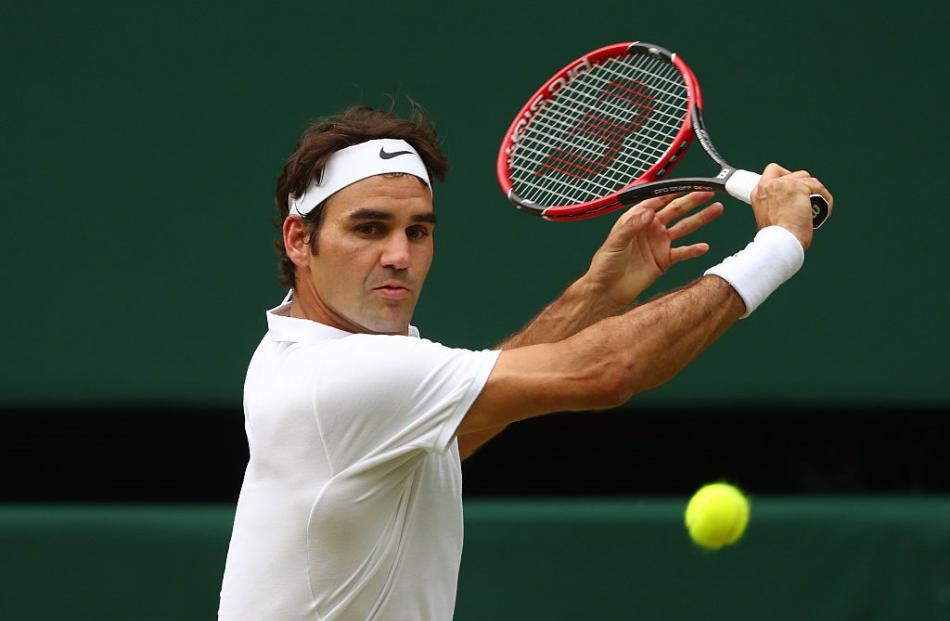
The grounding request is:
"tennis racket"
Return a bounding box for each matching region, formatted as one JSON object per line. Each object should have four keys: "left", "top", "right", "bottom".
{"left": 496, "top": 41, "right": 829, "bottom": 226}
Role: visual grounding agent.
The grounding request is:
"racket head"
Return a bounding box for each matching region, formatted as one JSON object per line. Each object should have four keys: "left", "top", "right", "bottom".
{"left": 497, "top": 42, "right": 701, "bottom": 219}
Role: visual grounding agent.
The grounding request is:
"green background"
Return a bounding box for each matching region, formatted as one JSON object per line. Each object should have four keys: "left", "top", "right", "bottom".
{"left": 3, "top": 4, "right": 948, "bottom": 620}
{"left": 1, "top": 0, "right": 947, "bottom": 406}
{"left": 3, "top": 499, "right": 949, "bottom": 620}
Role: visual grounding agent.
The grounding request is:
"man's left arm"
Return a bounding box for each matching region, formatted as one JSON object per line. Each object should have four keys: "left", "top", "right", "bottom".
{"left": 458, "top": 191, "right": 723, "bottom": 460}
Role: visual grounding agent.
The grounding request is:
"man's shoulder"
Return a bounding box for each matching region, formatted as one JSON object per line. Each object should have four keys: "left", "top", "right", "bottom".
{"left": 250, "top": 331, "right": 443, "bottom": 370}
{"left": 317, "top": 333, "right": 454, "bottom": 367}
{"left": 250, "top": 330, "right": 492, "bottom": 388}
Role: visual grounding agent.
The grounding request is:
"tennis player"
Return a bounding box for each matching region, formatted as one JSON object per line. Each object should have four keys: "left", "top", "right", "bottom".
{"left": 218, "top": 105, "right": 832, "bottom": 620}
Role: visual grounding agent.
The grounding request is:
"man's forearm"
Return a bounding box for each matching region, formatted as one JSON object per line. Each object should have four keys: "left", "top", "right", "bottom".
{"left": 457, "top": 275, "right": 747, "bottom": 435}
{"left": 571, "top": 275, "right": 744, "bottom": 400}
{"left": 461, "top": 278, "right": 617, "bottom": 456}
{"left": 461, "top": 275, "right": 691, "bottom": 452}
{"left": 459, "top": 277, "right": 724, "bottom": 450}
{"left": 498, "top": 278, "right": 622, "bottom": 350}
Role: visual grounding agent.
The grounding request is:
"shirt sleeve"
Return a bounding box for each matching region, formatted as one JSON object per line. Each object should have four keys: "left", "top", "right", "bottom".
{"left": 311, "top": 335, "right": 500, "bottom": 470}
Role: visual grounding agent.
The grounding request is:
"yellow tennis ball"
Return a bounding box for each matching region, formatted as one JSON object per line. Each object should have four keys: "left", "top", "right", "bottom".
{"left": 685, "top": 483, "right": 750, "bottom": 550}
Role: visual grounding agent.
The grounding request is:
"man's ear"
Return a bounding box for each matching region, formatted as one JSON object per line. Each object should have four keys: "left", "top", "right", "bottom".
{"left": 283, "top": 216, "right": 314, "bottom": 268}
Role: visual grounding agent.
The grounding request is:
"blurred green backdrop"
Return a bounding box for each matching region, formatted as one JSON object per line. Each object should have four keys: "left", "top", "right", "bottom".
{"left": 4, "top": 499, "right": 950, "bottom": 620}
{"left": 2, "top": 0, "right": 947, "bottom": 405}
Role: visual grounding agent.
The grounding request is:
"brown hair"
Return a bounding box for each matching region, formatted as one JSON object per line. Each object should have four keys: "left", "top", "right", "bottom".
{"left": 273, "top": 103, "right": 449, "bottom": 288}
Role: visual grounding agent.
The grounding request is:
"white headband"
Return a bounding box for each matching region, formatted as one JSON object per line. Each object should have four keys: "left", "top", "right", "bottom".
{"left": 288, "top": 138, "right": 432, "bottom": 216}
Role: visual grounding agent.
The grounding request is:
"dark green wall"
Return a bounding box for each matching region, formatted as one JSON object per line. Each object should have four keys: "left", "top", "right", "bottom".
{"left": 2, "top": 1, "right": 947, "bottom": 405}
{"left": 3, "top": 500, "right": 950, "bottom": 620}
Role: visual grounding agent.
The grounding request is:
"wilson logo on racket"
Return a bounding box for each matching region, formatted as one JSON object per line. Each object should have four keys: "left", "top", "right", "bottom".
{"left": 534, "top": 78, "right": 655, "bottom": 179}
{"left": 497, "top": 41, "right": 829, "bottom": 228}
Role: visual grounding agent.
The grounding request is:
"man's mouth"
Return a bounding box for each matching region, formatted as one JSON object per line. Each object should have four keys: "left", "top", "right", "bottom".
{"left": 373, "top": 283, "right": 411, "bottom": 300}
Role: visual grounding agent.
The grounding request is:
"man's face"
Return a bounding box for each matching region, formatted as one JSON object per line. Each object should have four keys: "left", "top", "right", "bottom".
{"left": 305, "top": 174, "right": 435, "bottom": 335}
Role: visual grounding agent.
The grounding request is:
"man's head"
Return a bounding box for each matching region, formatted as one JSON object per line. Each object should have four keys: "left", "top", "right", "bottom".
{"left": 274, "top": 105, "right": 448, "bottom": 335}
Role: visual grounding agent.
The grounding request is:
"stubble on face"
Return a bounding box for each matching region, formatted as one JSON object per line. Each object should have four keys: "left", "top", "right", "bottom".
{"left": 294, "top": 174, "right": 435, "bottom": 335}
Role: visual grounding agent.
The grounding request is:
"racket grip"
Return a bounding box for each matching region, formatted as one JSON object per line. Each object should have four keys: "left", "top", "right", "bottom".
{"left": 809, "top": 195, "right": 830, "bottom": 229}
{"left": 725, "top": 170, "right": 828, "bottom": 230}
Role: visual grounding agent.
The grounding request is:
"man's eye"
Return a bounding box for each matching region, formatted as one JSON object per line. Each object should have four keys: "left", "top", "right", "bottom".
{"left": 407, "top": 227, "right": 430, "bottom": 240}
{"left": 356, "top": 223, "right": 383, "bottom": 235}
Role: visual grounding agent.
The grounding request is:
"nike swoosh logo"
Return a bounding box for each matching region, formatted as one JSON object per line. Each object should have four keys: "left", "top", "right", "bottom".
{"left": 379, "top": 147, "right": 413, "bottom": 159}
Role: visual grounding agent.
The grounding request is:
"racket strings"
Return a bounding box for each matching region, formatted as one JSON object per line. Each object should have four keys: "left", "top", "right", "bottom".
{"left": 518, "top": 57, "right": 684, "bottom": 203}
{"left": 509, "top": 53, "right": 689, "bottom": 207}
{"left": 526, "top": 55, "right": 686, "bottom": 200}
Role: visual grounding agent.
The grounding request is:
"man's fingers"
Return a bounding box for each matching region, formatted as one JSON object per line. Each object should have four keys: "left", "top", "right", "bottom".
{"left": 656, "top": 191, "right": 715, "bottom": 226}
{"left": 632, "top": 192, "right": 683, "bottom": 213}
{"left": 788, "top": 170, "right": 833, "bottom": 208}
{"left": 667, "top": 202, "right": 724, "bottom": 240}
{"left": 761, "top": 162, "right": 792, "bottom": 181}
{"left": 603, "top": 204, "right": 656, "bottom": 250}
{"left": 611, "top": 192, "right": 690, "bottom": 238}
{"left": 802, "top": 176, "right": 829, "bottom": 198}
{"left": 765, "top": 175, "right": 834, "bottom": 223}
{"left": 614, "top": 193, "right": 678, "bottom": 233}
{"left": 800, "top": 177, "right": 834, "bottom": 215}
{"left": 670, "top": 242, "right": 710, "bottom": 265}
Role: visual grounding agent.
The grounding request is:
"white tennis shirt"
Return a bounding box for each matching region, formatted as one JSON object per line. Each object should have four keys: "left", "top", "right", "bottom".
{"left": 218, "top": 301, "right": 499, "bottom": 621}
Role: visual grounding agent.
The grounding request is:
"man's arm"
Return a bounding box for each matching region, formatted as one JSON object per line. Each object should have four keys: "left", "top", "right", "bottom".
{"left": 498, "top": 191, "right": 723, "bottom": 349}
{"left": 459, "top": 275, "right": 743, "bottom": 435}
{"left": 458, "top": 164, "right": 832, "bottom": 436}
{"left": 458, "top": 280, "right": 611, "bottom": 458}
{"left": 458, "top": 192, "right": 723, "bottom": 459}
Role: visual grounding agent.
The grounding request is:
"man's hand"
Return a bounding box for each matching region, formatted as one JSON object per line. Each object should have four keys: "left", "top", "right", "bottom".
{"left": 751, "top": 163, "right": 834, "bottom": 251}
{"left": 583, "top": 192, "right": 724, "bottom": 307}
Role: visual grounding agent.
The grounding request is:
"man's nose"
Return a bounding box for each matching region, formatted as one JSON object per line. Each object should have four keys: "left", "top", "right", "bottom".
{"left": 380, "top": 233, "right": 411, "bottom": 270}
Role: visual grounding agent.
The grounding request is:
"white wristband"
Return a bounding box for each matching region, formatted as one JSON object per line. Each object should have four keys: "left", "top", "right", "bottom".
{"left": 704, "top": 226, "right": 804, "bottom": 318}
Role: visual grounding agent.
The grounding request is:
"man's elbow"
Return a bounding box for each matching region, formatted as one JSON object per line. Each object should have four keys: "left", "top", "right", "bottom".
{"left": 585, "top": 364, "right": 641, "bottom": 410}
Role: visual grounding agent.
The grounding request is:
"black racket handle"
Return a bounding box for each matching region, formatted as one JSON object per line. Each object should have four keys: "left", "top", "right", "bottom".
{"left": 810, "top": 195, "right": 829, "bottom": 229}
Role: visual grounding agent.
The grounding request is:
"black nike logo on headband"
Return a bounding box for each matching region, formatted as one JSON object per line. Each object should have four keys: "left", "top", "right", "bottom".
{"left": 379, "top": 147, "right": 413, "bottom": 159}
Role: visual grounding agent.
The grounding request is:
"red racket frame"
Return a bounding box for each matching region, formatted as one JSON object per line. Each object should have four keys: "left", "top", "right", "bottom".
{"left": 497, "top": 42, "right": 702, "bottom": 220}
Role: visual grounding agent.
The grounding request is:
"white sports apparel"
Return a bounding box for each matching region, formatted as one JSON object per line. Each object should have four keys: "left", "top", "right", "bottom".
{"left": 288, "top": 138, "right": 432, "bottom": 217}
{"left": 218, "top": 302, "right": 500, "bottom": 621}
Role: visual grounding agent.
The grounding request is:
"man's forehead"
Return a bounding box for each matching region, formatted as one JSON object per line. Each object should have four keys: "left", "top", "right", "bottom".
{"left": 326, "top": 173, "right": 433, "bottom": 217}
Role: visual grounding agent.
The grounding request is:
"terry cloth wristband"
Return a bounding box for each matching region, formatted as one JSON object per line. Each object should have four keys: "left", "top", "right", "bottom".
{"left": 704, "top": 226, "right": 805, "bottom": 318}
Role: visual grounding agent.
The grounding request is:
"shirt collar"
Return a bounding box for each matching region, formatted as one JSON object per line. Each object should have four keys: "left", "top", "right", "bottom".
{"left": 265, "top": 301, "right": 420, "bottom": 344}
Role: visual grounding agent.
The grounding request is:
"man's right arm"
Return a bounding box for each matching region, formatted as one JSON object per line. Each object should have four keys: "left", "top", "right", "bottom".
{"left": 457, "top": 163, "right": 832, "bottom": 435}
{"left": 457, "top": 191, "right": 721, "bottom": 459}
{"left": 458, "top": 275, "right": 742, "bottom": 433}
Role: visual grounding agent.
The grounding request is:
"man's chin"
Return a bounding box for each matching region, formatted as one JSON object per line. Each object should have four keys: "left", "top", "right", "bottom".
{"left": 357, "top": 312, "right": 413, "bottom": 336}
